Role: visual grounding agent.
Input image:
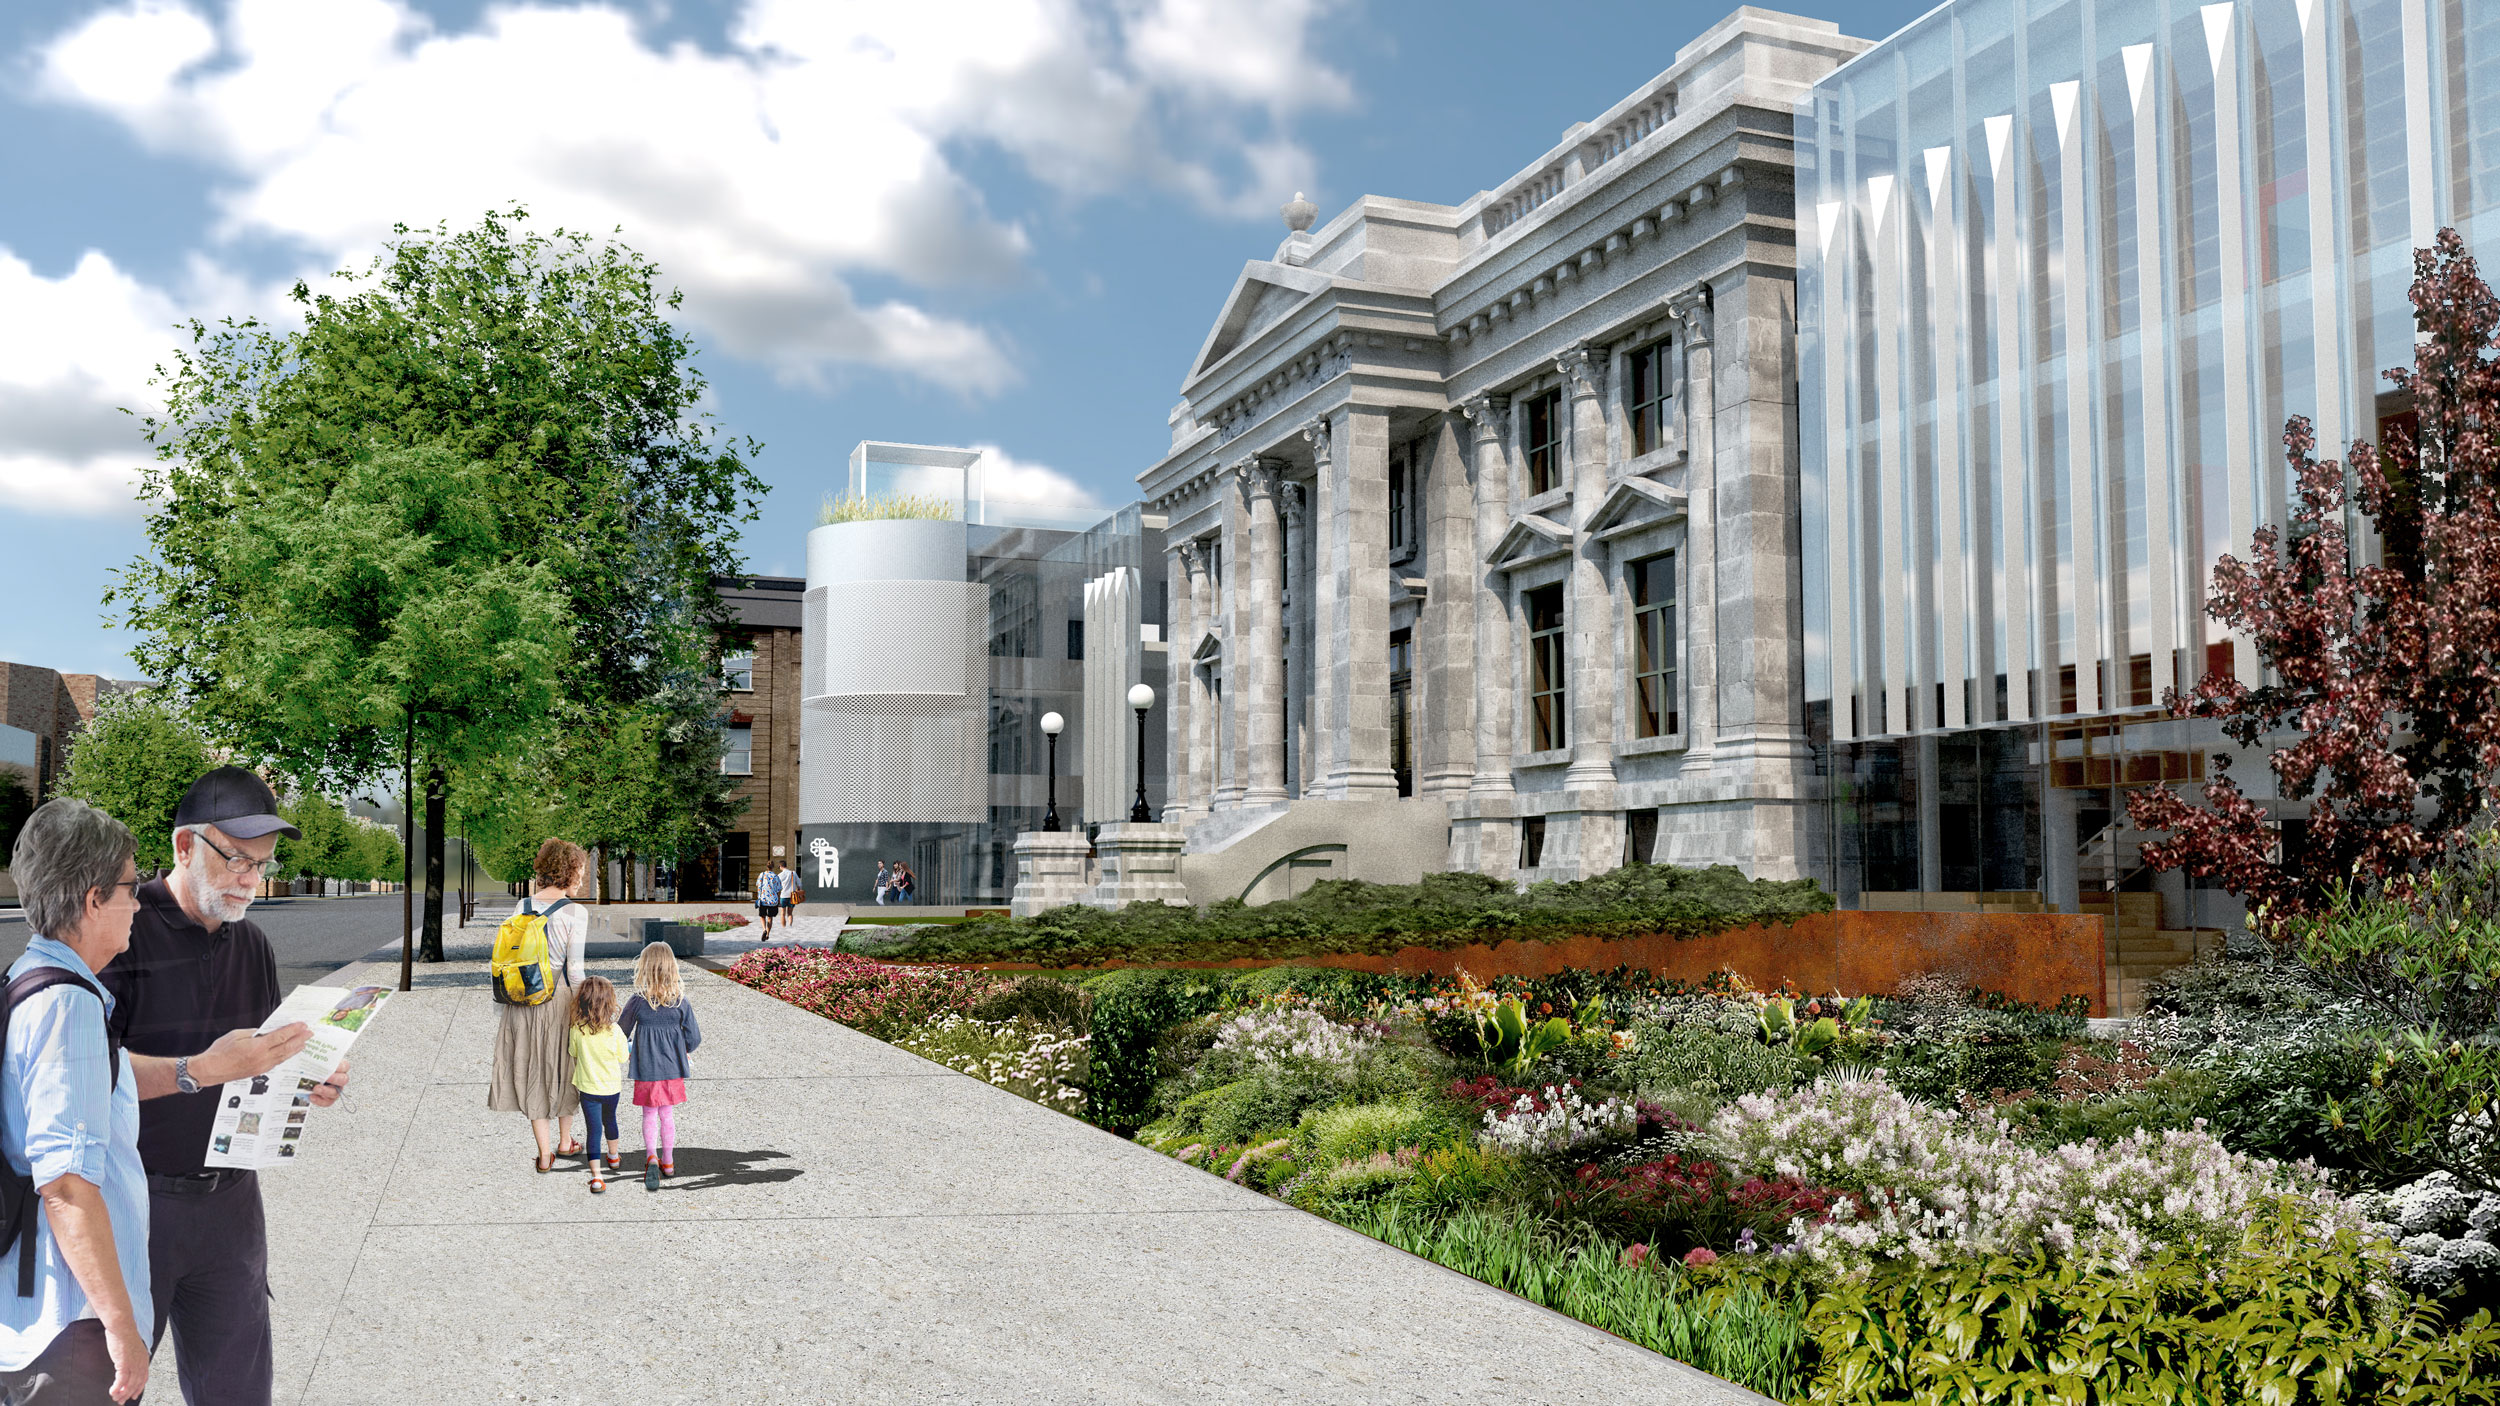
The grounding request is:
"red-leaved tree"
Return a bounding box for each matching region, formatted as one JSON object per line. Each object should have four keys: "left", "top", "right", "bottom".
{"left": 2130, "top": 229, "right": 2500, "bottom": 926}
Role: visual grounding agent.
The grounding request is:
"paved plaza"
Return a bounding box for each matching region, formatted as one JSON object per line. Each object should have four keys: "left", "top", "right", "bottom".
{"left": 235, "top": 915, "right": 1771, "bottom": 1404}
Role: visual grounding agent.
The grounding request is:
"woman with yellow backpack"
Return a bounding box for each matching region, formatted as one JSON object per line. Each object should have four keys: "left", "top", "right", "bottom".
{"left": 488, "top": 839, "right": 591, "bottom": 1172}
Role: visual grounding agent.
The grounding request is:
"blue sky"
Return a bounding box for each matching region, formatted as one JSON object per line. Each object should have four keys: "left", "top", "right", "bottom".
{"left": 0, "top": 0, "right": 1932, "bottom": 678}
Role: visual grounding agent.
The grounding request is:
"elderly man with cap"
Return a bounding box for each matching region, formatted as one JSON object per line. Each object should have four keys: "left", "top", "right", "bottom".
{"left": 97, "top": 767, "right": 353, "bottom": 1406}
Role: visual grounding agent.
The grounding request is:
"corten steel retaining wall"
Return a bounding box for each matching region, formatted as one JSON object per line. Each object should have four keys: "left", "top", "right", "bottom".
{"left": 955, "top": 911, "right": 2109, "bottom": 1016}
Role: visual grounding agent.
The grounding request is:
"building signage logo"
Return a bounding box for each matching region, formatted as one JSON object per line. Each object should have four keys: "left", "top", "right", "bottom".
{"left": 810, "top": 837, "right": 840, "bottom": 889}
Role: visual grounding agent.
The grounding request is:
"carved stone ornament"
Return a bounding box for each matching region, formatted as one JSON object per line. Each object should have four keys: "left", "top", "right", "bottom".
{"left": 1666, "top": 285, "right": 1714, "bottom": 348}
{"left": 1300, "top": 415, "right": 1333, "bottom": 469}
{"left": 1557, "top": 343, "right": 1605, "bottom": 400}
{"left": 1459, "top": 393, "right": 1510, "bottom": 441}
{"left": 1176, "top": 537, "right": 1206, "bottom": 578}
{"left": 1235, "top": 457, "right": 1284, "bottom": 507}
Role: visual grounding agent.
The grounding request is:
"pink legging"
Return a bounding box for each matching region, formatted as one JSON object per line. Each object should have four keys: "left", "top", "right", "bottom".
{"left": 641, "top": 1103, "right": 677, "bottom": 1163}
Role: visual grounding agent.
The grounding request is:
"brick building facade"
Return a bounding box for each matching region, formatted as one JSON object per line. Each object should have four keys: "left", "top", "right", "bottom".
{"left": 706, "top": 576, "right": 803, "bottom": 898}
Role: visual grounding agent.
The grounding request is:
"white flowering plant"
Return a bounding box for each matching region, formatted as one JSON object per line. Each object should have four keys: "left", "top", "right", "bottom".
{"left": 1705, "top": 1072, "right": 2362, "bottom": 1273}
{"left": 895, "top": 1014, "right": 1090, "bottom": 1115}
{"left": 1477, "top": 1083, "right": 1642, "bottom": 1157}
{"left": 1206, "top": 1003, "right": 1376, "bottom": 1071}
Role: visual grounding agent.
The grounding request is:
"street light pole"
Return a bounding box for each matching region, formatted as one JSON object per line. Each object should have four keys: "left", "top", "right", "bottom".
{"left": 1040, "top": 711, "right": 1065, "bottom": 832}
{"left": 1127, "top": 683, "right": 1156, "bottom": 823}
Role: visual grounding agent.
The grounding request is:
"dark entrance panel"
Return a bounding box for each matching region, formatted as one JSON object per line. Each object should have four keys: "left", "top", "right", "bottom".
{"left": 1389, "top": 628, "right": 1414, "bottom": 798}
{"left": 717, "top": 831, "right": 751, "bottom": 897}
{"left": 1625, "top": 808, "right": 1660, "bottom": 867}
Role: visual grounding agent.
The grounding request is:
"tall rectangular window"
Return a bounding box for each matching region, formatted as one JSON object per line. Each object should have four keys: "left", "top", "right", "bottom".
{"left": 1524, "top": 390, "right": 1563, "bottom": 496}
{"left": 721, "top": 652, "right": 755, "bottom": 691}
{"left": 1631, "top": 553, "right": 1678, "bottom": 738}
{"left": 721, "top": 722, "right": 754, "bottom": 776}
{"left": 1388, "top": 628, "right": 1414, "bottom": 797}
{"left": 1388, "top": 447, "right": 1412, "bottom": 560}
{"left": 1526, "top": 584, "right": 1567, "bottom": 751}
{"left": 1627, "top": 342, "right": 1673, "bottom": 456}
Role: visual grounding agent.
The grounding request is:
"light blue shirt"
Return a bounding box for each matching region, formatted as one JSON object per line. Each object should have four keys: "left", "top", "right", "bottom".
{"left": 0, "top": 936, "right": 149, "bottom": 1370}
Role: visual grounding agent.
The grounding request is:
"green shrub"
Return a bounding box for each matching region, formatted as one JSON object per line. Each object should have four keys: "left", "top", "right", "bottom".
{"left": 2001, "top": 1069, "right": 2220, "bottom": 1148}
{"left": 891, "top": 1015, "right": 1089, "bottom": 1116}
{"left": 1805, "top": 1201, "right": 2500, "bottom": 1404}
{"left": 877, "top": 862, "right": 1832, "bottom": 967}
{"left": 1621, "top": 1020, "right": 1811, "bottom": 1108}
{"left": 1145, "top": 1074, "right": 1323, "bottom": 1148}
{"left": 966, "top": 975, "right": 1091, "bottom": 1034}
{"left": 1080, "top": 969, "right": 1231, "bottom": 1129}
{"left": 1338, "top": 1203, "right": 1813, "bottom": 1400}
{"left": 1294, "top": 1099, "right": 1467, "bottom": 1166}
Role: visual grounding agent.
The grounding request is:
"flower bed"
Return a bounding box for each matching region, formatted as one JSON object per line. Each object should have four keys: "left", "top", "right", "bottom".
{"left": 725, "top": 928, "right": 2500, "bottom": 1402}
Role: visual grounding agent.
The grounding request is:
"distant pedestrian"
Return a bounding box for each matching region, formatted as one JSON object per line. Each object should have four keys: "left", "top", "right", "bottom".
{"left": 872, "top": 861, "right": 891, "bottom": 906}
{"left": 489, "top": 839, "right": 588, "bottom": 1173}
{"left": 893, "top": 863, "right": 917, "bottom": 905}
{"left": 621, "top": 943, "right": 702, "bottom": 1192}
{"left": 567, "top": 976, "right": 625, "bottom": 1195}
{"left": 755, "top": 858, "right": 786, "bottom": 928}
{"left": 778, "top": 875, "right": 802, "bottom": 931}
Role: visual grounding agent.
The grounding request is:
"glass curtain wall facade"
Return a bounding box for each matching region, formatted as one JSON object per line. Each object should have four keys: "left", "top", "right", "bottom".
{"left": 1799, "top": 0, "right": 2500, "bottom": 911}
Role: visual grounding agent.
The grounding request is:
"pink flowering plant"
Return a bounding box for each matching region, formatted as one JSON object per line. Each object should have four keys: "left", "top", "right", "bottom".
{"left": 1704, "top": 1072, "right": 2362, "bottom": 1274}
{"left": 723, "top": 947, "right": 1007, "bottom": 1040}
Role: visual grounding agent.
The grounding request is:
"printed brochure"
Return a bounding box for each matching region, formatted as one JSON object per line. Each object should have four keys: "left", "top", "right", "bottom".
{"left": 203, "top": 984, "right": 389, "bottom": 1169}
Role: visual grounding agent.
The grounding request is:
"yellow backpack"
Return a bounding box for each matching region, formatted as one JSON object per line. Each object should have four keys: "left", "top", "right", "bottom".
{"left": 490, "top": 898, "right": 571, "bottom": 1006}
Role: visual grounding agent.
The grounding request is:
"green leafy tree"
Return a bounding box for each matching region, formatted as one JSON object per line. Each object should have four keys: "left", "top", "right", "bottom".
{"left": 276, "top": 791, "right": 359, "bottom": 880}
{"left": 57, "top": 692, "right": 220, "bottom": 871}
{"left": 116, "top": 208, "right": 763, "bottom": 943}
{"left": 156, "top": 443, "right": 571, "bottom": 959}
{"left": 341, "top": 820, "right": 404, "bottom": 885}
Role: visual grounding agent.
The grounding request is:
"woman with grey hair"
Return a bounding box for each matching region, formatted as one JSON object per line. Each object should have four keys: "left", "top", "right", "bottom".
{"left": 1, "top": 798, "right": 152, "bottom": 1403}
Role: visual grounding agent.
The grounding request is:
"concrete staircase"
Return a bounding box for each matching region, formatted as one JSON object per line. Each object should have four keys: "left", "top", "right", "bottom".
{"left": 2078, "top": 890, "right": 2224, "bottom": 1016}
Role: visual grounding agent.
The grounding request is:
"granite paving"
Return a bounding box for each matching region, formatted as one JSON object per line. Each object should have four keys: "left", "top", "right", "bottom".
{"left": 241, "top": 930, "right": 1774, "bottom": 1405}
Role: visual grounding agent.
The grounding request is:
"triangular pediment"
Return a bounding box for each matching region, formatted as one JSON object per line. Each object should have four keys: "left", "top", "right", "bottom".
{"left": 1191, "top": 630, "right": 1224, "bottom": 663}
{"left": 1191, "top": 261, "right": 1334, "bottom": 378}
{"left": 1486, "top": 512, "right": 1572, "bottom": 573}
{"left": 1587, "top": 477, "right": 1690, "bottom": 540}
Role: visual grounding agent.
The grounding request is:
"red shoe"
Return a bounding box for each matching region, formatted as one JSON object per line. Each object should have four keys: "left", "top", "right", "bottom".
{"left": 660, "top": 1162, "right": 675, "bottom": 1178}
{"left": 604, "top": 1154, "right": 621, "bottom": 1171}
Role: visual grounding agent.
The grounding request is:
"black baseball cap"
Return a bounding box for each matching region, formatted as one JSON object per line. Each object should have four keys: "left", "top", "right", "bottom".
{"left": 172, "top": 766, "right": 302, "bottom": 841}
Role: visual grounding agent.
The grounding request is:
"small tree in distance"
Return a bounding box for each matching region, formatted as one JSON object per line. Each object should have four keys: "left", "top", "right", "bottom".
{"left": 2131, "top": 230, "right": 2500, "bottom": 924}
{"left": 58, "top": 692, "right": 221, "bottom": 872}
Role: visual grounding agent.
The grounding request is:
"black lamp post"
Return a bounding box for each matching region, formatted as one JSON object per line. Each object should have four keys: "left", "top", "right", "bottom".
{"left": 1127, "top": 683, "right": 1156, "bottom": 823}
{"left": 1040, "top": 711, "right": 1065, "bottom": 832}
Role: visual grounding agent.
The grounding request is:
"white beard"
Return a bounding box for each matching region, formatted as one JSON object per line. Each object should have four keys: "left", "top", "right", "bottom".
{"left": 176, "top": 860, "right": 254, "bottom": 926}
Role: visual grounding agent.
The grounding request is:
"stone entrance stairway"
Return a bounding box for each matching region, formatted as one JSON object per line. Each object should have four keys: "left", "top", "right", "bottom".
{"left": 2079, "top": 889, "right": 2224, "bottom": 1016}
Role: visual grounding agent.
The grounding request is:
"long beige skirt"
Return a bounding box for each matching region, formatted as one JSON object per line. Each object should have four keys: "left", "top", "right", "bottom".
{"left": 487, "top": 981, "right": 576, "bottom": 1120}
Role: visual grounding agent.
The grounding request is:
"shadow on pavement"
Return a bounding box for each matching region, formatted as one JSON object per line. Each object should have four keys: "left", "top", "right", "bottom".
{"left": 654, "top": 1146, "right": 804, "bottom": 1191}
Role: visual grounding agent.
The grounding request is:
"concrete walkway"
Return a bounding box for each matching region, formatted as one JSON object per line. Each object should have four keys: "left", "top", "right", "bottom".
{"left": 252, "top": 942, "right": 1772, "bottom": 1404}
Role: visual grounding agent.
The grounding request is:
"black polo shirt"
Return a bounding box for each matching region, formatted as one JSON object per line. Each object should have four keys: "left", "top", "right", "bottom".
{"left": 97, "top": 879, "right": 283, "bottom": 1177}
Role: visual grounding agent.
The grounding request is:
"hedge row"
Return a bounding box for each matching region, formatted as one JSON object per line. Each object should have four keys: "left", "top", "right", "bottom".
{"left": 871, "top": 864, "right": 1833, "bottom": 968}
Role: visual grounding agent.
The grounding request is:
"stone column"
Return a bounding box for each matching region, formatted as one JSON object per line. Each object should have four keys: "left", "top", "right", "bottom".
{"left": 1464, "top": 395, "right": 1517, "bottom": 803}
{"left": 1667, "top": 285, "right": 1721, "bottom": 759}
{"left": 1185, "top": 538, "right": 1218, "bottom": 818}
{"left": 1282, "top": 480, "right": 1313, "bottom": 796}
{"left": 1419, "top": 415, "right": 1475, "bottom": 798}
{"left": 1320, "top": 406, "right": 1400, "bottom": 799}
{"left": 1215, "top": 486, "right": 1246, "bottom": 811}
{"left": 1561, "top": 343, "right": 1618, "bottom": 796}
{"left": 1163, "top": 541, "right": 1195, "bottom": 821}
{"left": 1238, "top": 458, "right": 1289, "bottom": 807}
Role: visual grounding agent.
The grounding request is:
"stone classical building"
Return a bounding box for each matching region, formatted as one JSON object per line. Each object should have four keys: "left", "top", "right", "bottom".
{"left": 1140, "top": 8, "right": 1867, "bottom": 888}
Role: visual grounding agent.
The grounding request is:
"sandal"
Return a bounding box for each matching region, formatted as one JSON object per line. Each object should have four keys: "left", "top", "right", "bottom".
{"left": 557, "top": 1140, "right": 583, "bottom": 1156}
{"left": 535, "top": 1153, "right": 555, "bottom": 1173}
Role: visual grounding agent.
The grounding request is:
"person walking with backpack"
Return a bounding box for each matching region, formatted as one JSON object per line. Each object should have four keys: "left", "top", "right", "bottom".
{"left": 2, "top": 798, "right": 153, "bottom": 1404}
{"left": 619, "top": 943, "right": 701, "bottom": 1192}
{"left": 489, "top": 839, "right": 589, "bottom": 1173}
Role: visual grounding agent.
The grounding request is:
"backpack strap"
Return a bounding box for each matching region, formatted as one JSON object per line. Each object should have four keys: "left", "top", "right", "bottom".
{"left": 0, "top": 967, "right": 121, "bottom": 1299}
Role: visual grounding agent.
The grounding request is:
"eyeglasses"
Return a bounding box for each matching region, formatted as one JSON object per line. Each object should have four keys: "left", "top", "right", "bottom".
{"left": 194, "top": 831, "right": 280, "bottom": 878}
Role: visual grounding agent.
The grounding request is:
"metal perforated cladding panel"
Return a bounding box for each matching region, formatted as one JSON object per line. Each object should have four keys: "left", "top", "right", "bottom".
{"left": 802, "top": 587, "right": 828, "bottom": 699}
{"left": 817, "top": 580, "right": 981, "bottom": 698}
{"left": 800, "top": 581, "right": 987, "bottom": 825}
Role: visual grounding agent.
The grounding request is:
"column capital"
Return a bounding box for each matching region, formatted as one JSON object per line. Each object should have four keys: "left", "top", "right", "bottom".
{"left": 1299, "top": 414, "right": 1333, "bottom": 467}
{"left": 1665, "top": 283, "right": 1714, "bottom": 347}
{"left": 1459, "top": 393, "right": 1509, "bottom": 439}
{"left": 1278, "top": 478, "right": 1307, "bottom": 532}
{"left": 1176, "top": 536, "right": 1207, "bottom": 573}
{"left": 1556, "top": 342, "right": 1606, "bottom": 400}
{"left": 1233, "top": 456, "right": 1285, "bottom": 508}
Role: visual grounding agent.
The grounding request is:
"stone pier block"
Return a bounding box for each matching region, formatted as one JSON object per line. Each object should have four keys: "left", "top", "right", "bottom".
{"left": 1010, "top": 831, "right": 1095, "bottom": 918}
{"left": 1084, "top": 823, "right": 1193, "bottom": 909}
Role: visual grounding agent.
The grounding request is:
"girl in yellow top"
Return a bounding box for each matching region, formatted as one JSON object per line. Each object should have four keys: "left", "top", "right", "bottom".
{"left": 567, "top": 976, "right": 628, "bottom": 1193}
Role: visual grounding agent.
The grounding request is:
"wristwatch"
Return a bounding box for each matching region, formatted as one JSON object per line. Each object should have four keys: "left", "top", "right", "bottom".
{"left": 174, "top": 1056, "right": 199, "bottom": 1095}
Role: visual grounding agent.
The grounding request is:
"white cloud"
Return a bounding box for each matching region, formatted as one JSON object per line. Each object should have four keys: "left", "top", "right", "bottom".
{"left": 887, "top": 443, "right": 1107, "bottom": 527}
{"left": 0, "top": 250, "right": 178, "bottom": 515}
{"left": 27, "top": 0, "right": 1354, "bottom": 404}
